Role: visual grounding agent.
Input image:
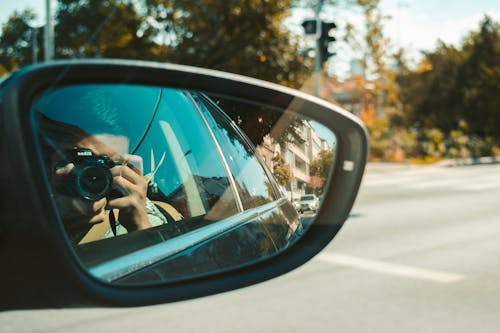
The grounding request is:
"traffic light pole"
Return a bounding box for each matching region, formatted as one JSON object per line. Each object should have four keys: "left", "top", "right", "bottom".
{"left": 44, "top": 0, "right": 54, "bottom": 61}
{"left": 313, "top": 0, "right": 325, "bottom": 97}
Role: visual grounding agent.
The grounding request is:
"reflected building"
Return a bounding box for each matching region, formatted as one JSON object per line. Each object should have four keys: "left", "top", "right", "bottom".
{"left": 257, "top": 121, "right": 330, "bottom": 201}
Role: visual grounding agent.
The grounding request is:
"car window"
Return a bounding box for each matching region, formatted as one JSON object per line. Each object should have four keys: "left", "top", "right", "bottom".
{"left": 132, "top": 88, "right": 241, "bottom": 221}
{"left": 191, "top": 93, "right": 278, "bottom": 210}
{"left": 33, "top": 84, "right": 241, "bottom": 246}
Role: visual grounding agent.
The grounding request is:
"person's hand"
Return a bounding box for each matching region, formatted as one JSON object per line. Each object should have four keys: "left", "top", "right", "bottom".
{"left": 53, "top": 163, "right": 108, "bottom": 229}
{"left": 107, "top": 163, "right": 151, "bottom": 232}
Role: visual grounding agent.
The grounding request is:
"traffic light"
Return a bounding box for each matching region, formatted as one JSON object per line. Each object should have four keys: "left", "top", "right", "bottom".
{"left": 319, "top": 21, "right": 336, "bottom": 64}
{"left": 301, "top": 19, "right": 317, "bottom": 35}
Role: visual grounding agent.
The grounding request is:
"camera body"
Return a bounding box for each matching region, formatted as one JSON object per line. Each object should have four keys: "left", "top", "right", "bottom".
{"left": 54, "top": 147, "right": 119, "bottom": 201}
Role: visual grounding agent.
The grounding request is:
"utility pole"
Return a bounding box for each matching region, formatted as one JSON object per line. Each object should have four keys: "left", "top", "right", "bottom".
{"left": 313, "top": 0, "right": 325, "bottom": 97}
{"left": 44, "top": 0, "right": 54, "bottom": 61}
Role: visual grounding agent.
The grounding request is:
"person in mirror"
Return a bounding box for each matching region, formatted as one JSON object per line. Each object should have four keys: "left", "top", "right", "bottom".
{"left": 37, "top": 113, "right": 168, "bottom": 244}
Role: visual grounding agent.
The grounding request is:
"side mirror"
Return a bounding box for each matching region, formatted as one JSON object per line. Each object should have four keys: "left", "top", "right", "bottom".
{"left": 0, "top": 60, "right": 367, "bottom": 308}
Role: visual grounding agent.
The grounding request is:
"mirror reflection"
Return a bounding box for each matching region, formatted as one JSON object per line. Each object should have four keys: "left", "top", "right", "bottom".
{"left": 32, "top": 84, "right": 336, "bottom": 285}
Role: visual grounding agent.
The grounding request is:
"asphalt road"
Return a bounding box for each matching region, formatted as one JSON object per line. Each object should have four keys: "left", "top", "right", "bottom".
{"left": 2, "top": 163, "right": 500, "bottom": 332}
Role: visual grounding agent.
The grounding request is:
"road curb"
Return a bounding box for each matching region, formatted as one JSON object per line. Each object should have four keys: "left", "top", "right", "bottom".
{"left": 365, "top": 157, "right": 500, "bottom": 170}
{"left": 436, "top": 156, "right": 500, "bottom": 167}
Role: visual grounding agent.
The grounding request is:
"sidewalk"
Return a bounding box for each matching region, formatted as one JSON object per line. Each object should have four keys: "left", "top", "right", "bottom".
{"left": 365, "top": 156, "right": 500, "bottom": 171}
{"left": 436, "top": 156, "right": 500, "bottom": 167}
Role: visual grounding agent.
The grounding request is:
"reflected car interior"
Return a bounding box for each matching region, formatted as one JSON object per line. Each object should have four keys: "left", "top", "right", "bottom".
{"left": 33, "top": 85, "right": 307, "bottom": 285}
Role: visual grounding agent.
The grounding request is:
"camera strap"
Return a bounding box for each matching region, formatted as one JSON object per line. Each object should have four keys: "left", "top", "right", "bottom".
{"left": 109, "top": 210, "right": 117, "bottom": 236}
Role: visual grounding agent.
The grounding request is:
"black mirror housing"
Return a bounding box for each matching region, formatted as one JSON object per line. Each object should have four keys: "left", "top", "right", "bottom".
{"left": 0, "top": 59, "right": 367, "bottom": 309}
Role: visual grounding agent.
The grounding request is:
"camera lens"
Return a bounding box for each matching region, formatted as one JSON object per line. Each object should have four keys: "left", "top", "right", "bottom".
{"left": 75, "top": 164, "right": 113, "bottom": 201}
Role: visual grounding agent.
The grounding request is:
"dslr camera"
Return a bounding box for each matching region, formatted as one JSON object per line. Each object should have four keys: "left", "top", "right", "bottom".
{"left": 54, "top": 147, "right": 121, "bottom": 201}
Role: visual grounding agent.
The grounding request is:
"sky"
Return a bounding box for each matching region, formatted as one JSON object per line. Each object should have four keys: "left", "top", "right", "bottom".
{"left": 1, "top": 0, "right": 499, "bottom": 76}
{"left": 288, "top": 0, "right": 500, "bottom": 77}
{"left": 380, "top": 0, "right": 499, "bottom": 54}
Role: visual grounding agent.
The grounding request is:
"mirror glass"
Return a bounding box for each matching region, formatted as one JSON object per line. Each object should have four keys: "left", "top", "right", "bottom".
{"left": 31, "top": 83, "right": 336, "bottom": 285}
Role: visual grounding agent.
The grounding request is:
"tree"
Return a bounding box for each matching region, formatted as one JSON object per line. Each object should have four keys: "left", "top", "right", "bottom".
{"left": 1, "top": 0, "right": 311, "bottom": 146}
{"left": 399, "top": 17, "right": 499, "bottom": 138}
{"left": 0, "top": 9, "right": 41, "bottom": 72}
{"left": 184, "top": 3, "right": 314, "bottom": 146}
{"left": 398, "top": 42, "right": 465, "bottom": 131}
{"left": 397, "top": 16, "right": 500, "bottom": 158}
{"left": 342, "top": 0, "right": 411, "bottom": 160}
{"left": 68, "top": 0, "right": 311, "bottom": 145}
{"left": 208, "top": 94, "right": 306, "bottom": 146}
{"left": 55, "top": 0, "right": 161, "bottom": 59}
{"left": 460, "top": 16, "right": 500, "bottom": 139}
{"left": 272, "top": 154, "right": 292, "bottom": 187}
{"left": 146, "top": 0, "right": 311, "bottom": 88}
{"left": 309, "top": 149, "right": 334, "bottom": 187}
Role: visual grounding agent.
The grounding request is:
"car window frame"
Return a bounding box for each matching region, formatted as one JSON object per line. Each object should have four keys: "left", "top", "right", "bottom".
{"left": 69, "top": 88, "right": 295, "bottom": 282}
{"left": 192, "top": 92, "right": 282, "bottom": 202}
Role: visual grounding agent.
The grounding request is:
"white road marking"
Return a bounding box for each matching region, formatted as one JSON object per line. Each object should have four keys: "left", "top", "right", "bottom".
{"left": 316, "top": 253, "right": 466, "bottom": 283}
{"left": 406, "top": 178, "right": 470, "bottom": 189}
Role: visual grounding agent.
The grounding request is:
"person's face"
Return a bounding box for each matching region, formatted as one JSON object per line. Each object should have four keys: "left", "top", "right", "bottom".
{"left": 50, "top": 134, "right": 130, "bottom": 234}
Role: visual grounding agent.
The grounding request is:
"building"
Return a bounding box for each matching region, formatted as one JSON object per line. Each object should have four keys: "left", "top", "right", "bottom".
{"left": 299, "top": 61, "right": 378, "bottom": 124}
{"left": 257, "top": 121, "right": 331, "bottom": 201}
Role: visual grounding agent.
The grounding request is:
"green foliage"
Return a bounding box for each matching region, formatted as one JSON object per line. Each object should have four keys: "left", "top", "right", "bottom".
{"left": 0, "top": 0, "right": 310, "bottom": 145}
{"left": 418, "top": 127, "right": 446, "bottom": 159}
{"left": 55, "top": 0, "right": 160, "bottom": 59}
{"left": 460, "top": 16, "right": 500, "bottom": 139}
{"left": 352, "top": 12, "right": 499, "bottom": 162}
{"left": 310, "top": 149, "right": 334, "bottom": 184}
{"left": 208, "top": 94, "right": 306, "bottom": 146}
{"left": 398, "top": 16, "right": 500, "bottom": 144}
{"left": 445, "top": 130, "right": 497, "bottom": 159}
{"left": 407, "top": 123, "right": 499, "bottom": 160}
{"left": 0, "top": 9, "right": 41, "bottom": 72}
{"left": 272, "top": 154, "right": 292, "bottom": 186}
{"left": 367, "top": 115, "right": 417, "bottom": 161}
{"left": 148, "top": 0, "right": 311, "bottom": 87}
{"left": 1, "top": 1, "right": 310, "bottom": 87}
{"left": 389, "top": 16, "right": 500, "bottom": 160}
{"left": 147, "top": 0, "right": 312, "bottom": 146}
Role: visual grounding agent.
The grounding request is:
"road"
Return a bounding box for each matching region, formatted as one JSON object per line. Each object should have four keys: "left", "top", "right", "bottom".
{"left": 2, "top": 163, "right": 500, "bottom": 332}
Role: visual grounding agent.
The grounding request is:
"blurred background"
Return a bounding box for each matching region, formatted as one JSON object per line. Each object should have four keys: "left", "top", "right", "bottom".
{"left": 1, "top": 0, "right": 498, "bottom": 164}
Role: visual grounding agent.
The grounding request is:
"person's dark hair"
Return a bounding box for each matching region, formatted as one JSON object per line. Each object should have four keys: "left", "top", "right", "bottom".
{"left": 35, "top": 112, "right": 91, "bottom": 172}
